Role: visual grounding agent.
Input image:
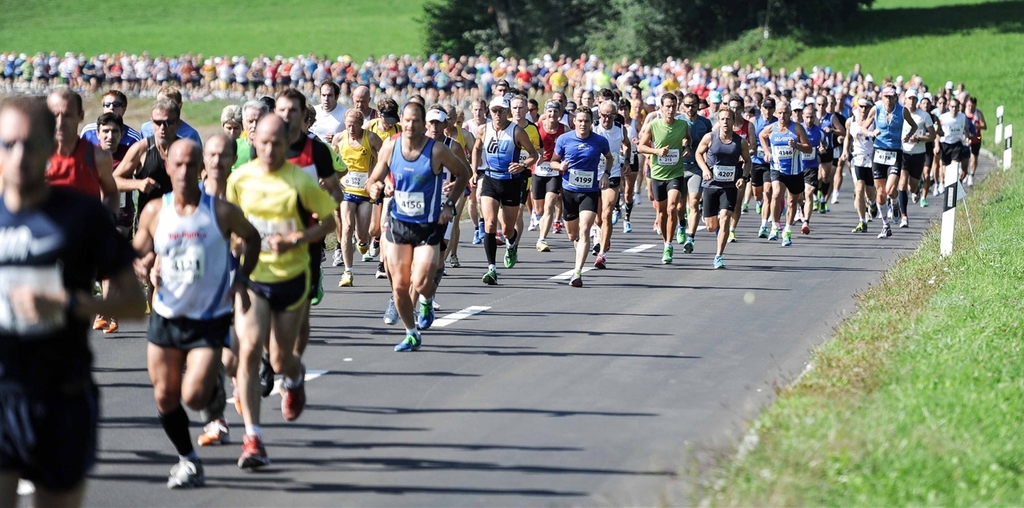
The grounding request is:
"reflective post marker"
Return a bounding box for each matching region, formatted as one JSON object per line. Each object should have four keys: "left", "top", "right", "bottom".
{"left": 940, "top": 183, "right": 957, "bottom": 257}
{"left": 995, "top": 105, "right": 1004, "bottom": 143}
{"left": 1004, "top": 124, "right": 1013, "bottom": 171}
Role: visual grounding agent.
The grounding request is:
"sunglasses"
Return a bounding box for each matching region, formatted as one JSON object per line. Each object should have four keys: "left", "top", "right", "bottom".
{"left": 600, "top": 113, "right": 614, "bottom": 118}
{"left": 681, "top": 103, "right": 697, "bottom": 108}
{"left": 103, "top": 102, "right": 125, "bottom": 108}
{"left": 151, "top": 119, "right": 177, "bottom": 127}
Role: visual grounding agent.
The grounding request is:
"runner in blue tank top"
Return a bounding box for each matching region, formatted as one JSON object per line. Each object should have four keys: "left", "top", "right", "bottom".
{"left": 750, "top": 98, "right": 778, "bottom": 239}
{"left": 758, "top": 100, "right": 812, "bottom": 247}
{"left": 367, "top": 102, "right": 471, "bottom": 351}
{"left": 695, "top": 109, "right": 752, "bottom": 269}
{"left": 799, "top": 105, "right": 827, "bottom": 236}
{"left": 859, "top": 85, "right": 918, "bottom": 239}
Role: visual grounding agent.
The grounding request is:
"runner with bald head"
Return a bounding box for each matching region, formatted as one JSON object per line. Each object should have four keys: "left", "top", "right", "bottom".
{"left": 227, "top": 114, "right": 338, "bottom": 469}
{"left": 133, "top": 139, "right": 260, "bottom": 488}
{"left": 351, "top": 85, "right": 378, "bottom": 127}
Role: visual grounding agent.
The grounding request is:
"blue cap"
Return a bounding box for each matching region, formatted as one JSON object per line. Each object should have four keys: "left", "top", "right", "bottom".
{"left": 708, "top": 91, "right": 723, "bottom": 104}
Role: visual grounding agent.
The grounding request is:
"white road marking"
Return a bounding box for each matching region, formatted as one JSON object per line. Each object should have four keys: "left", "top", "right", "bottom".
{"left": 226, "top": 369, "right": 329, "bottom": 404}
{"left": 623, "top": 244, "right": 656, "bottom": 254}
{"left": 549, "top": 267, "right": 595, "bottom": 280}
{"left": 433, "top": 306, "right": 490, "bottom": 328}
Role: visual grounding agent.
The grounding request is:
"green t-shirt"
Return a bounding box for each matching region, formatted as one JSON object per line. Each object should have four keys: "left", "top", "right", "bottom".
{"left": 234, "top": 137, "right": 252, "bottom": 170}
{"left": 649, "top": 118, "right": 689, "bottom": 180}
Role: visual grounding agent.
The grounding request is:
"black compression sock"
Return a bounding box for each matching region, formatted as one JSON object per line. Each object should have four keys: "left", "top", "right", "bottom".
{"left": 433, "top": 267, "right": 444, "bottom": 287}
{"left": 484, "top": 232, "right": 497, "bottom": 265}
{"left": 625, "top": 202, "right": 634, "bottom": 220}
{"left": 506, "top": 229, "right": 518, "bottom": 246}
{"left": 898, "top": 190, "right": 909, "bottom": 216}
{"left": 159, "top": 405, "right": 194, "bottom": 458}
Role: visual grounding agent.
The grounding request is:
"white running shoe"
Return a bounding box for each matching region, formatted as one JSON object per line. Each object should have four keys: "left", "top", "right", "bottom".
{"left": 332, "top": 248, "right": 343, "bottom": 267}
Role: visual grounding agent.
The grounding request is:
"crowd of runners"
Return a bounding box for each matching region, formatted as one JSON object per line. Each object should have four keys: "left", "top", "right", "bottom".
{"left": 0, "top": 50, "right": 988, "bottom": 504}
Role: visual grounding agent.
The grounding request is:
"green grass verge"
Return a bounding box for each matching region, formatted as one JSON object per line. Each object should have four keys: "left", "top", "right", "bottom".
{"left": 701, "top": 0, "right": 1024, "bottom": 504}
{"left": 0, "top": 0, "right": 427, "bottom": 60}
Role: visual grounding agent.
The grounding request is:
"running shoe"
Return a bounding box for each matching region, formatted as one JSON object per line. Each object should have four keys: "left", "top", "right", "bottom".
{"left": 920, "top": 197, "right": 928, "bottom": 208}
{"left": 967, "top": 174, "right": 974, "bottom": 186}
{"left": 569, "top": 271, "right": 583, "bottom": 287}
{"left": 332, "top": 248, "right": 343, "bottom": 267}
{"left": 768, "top": 225, "right": 779, "bottom": 241}
{"left": 416, "top": 298, "right": 435, "bottom": 330}
{"left": 338, "top": 270, "right": 353, "bottom": 287}
{"left": 395, "top": 330, "right": 422, "bottom": 352}
{"left": 728, "top": 230, "right": 736, "bottom": 243}
{"left": 594, "top": 254, "right": 607, "bottom": 269}
{"left": 368, "top": 239, "right": 380, "bottom": 258}
{"left": 528, "top": 216, "right": 539, "bottom": 232}
{"left": 831, "top": 191, "right": 840, "bottom": 204}
{"left": 280, "top": 374, "right": 306, "bottom": 422}
{"left": 852, "top": 222, "right": 868, "bottom": 233}
{"left": 634, "top": 192, "right": 642, "bottom": 205}
{"left": 504, "top": 239, "right": 519, "bottom": 268}
{"left": 536, "top": 239, "right": 550, "bottom": 252}
{"left": 910, "top": 193, "right": 919, "bottom": 204}
{"left": 93, "top": 316, "right": 108, "bottom": 330}
{"left": 449, "top": 254, "right": 460, "bottom": 268}
{"left": 676, "top": 226, "right": 686, "bottom": 245}
{"left": 472, "top": 230, "right": 483, "bottom": 245}
{"left": 361, "top": 251, "right": 374, "bottom": 262}
{"left": 611, "top": 209, "right": 621, "bottom": 225}
{"left": 104, "top": 318, "right": 119, "bottom": 334}
{"left": 238, "top": 434, "right": 270, "bottom": 470}
{"left": 899, "top": 216, "right": 909, "bottom": 229}
{"left": 383, "top": 296, "right": 399, "bottom": 325}
{"left": 801, "top": 222, "right": 810, "bottom": 235}
{"left": 878, "top": 225, "right": 892, "bottom": 239}
{"left": 496, "top": 230, "right": 506, "bottom": 244}
{"left": 432, "top": 299, "right": 441, "bottom": 311}
{"left": 482, "top": 268, "right": 498, "bottom": 285}
{"left": 741, "top": 202, "right": 749, "bottom": 213}
{"left": 662, "top": 245, "right": 674, "bottom": 264}
{"left": 758, "top": 225, "right": 769, "bottom": 238}
{"left": 755, "top": 201, "right": 763, "bottom": 214}
{"left": 869, "top": 202, "right": 878, "bottom": 220}
{"left": 167, "top": 459, "right": 205, "bottom": 489}
{"left": 553, "top": 221, "right": 563, "bottom": 234}
{"left": 683, "top": 238, "right": 694, "bottom": 254}
{"left": 259, "top": 353, "right": 274, "bottom": 398}
{"left": 781, "top": 230, "right": 793, "bottom": 247}
{"left": 623, "top": 220, "right": 632, "bottom": 233}
{"left": 713, "top": 255, "right": 726, "bottom": 269}
{"left": 197, "top": 419, "right": 229, "bottom": 447}
{"left": 822, "top": 203, "right": 830, "bottom": 213}
{"left": 311, "top": 270, "right": 324, "bottom": 306}
{"left": 590, "top": 240, "right": 600, "bottom": 256}
{"left": 356, "top": 242, "right": 369, "bottom": 255}
{"left": 375, "top": 262, "right": 387, "bottom": 279}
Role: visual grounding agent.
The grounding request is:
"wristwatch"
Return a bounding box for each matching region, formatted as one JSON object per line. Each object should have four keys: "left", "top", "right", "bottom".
{"left": 444, "top": 198, "right": 455, "bottom": 208}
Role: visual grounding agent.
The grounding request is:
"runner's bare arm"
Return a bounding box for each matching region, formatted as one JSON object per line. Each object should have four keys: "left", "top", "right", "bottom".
{"left": 901, "top": 108, "right": 919, "bottom": 142}
{"left": 93, "top": 146, "right": 119, "bottom": 215}
{"left": 695, "top": 133, "right": 713, "bottom": 178}
{"left": 434, "top": 142, "right": 472, "bottom": 214}
{"left": 759, "top": 125, "right": 773, "bottom": 163}
{"left": 113, "top": 138, "right": 151, "bottom": 192}
{"left": 214, "top": 199, "right": 260, "bottom": 311}
{"left": 130, "top": 198, "right": 162, "bottom": 281}
{"left": 636, "top": 122, "right": 663, "bottom": 156}
{"left": 366, "top": 136, "right": 395, "bottom": 201}
{"left": 739, "top": 138, "right": 752, "bottom": 181}
{"left": 471, "top": 124, "right": 486, "bottom": 170}
{"left": 792, "top": 123, "right": 813, "bottom": 154}
{"left": 513, "top": 125, "right": 540, "bottom": 170}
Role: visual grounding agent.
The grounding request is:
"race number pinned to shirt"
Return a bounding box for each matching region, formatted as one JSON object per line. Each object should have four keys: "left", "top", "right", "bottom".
{"left": 771, "top": 145, "right": 794, "bottom": 160}
{"left": 534, "top": 161, "right": 557, "bottom": 177}
{"left": 756, "top": 145, "right": 766, "bottom": 160}
{"left": 657, "top": 149, "right": 680, "bottom": 166}
{"left": 341, "top": 171, "right": 368, "bottom": 190}
{"left": 0, "top": 265, "right": 67, "bottom": 336}
{"left": 801, "top": 149, "right": 818, "bottom": 161}
{"left": 394, "top": 190, "right": 426, "bottom": 217}
{"left": 249, "top": 217, "right": 297, "bottom": 252}
{"left": 712, "top": 165, "right": 736, "bottom": 182}
{"left": 568, "top": 169, "right": 595, "bottom": 188}
{"left": 162, "top": 244, "right": 205, "bottom": 284}
{"left": 873, "top": 149, "right": 897, "bottom": 166}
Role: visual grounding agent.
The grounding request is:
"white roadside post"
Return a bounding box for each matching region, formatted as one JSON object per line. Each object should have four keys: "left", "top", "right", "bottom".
{"left": 940, "top": 178, "right": 957, "bottom": 257}
{"left": 994, "top": 105, "right": 1004, "bottom": 143}
{"left": 1004, "top": 124, "right": 1013, "bottom": 171}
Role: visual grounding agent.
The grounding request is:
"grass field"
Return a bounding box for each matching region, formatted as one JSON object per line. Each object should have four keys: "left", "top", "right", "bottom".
{"left": 0, "top": 0, "right": 428, "bottom": 60}
{"left": 700, "top": 0, "right": 1024, "bottom": 504}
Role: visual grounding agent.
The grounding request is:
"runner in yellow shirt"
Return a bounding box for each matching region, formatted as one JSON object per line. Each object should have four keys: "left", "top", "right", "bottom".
{"left": 226, "top": 114, "right": 337, "bottom": 470}
{"left": 331, "top": 109, "right": 382, "bottom": 286}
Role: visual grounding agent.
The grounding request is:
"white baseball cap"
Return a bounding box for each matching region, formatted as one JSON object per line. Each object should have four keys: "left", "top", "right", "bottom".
{"left": 489, "top": 96, "right": 510, "bottom": 110}
{"left": 425, "top": 109, "right": 448, "bottom": 123}
{"left": 945, "top": 80, "right": 954, "bottom": 90}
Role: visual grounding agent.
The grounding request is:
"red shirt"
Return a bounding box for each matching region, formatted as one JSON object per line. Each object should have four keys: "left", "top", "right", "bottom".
{"left": 47, "top": 137, "right": 100, "bottom": 200}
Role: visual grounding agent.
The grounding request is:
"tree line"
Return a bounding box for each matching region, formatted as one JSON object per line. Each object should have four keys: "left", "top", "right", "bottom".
{"left": 422, "top": 0, "right": 874, "bottom": 61}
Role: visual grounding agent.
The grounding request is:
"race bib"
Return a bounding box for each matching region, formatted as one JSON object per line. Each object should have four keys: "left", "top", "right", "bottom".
{"left": 948, "top": 124, "right": 964, "bottom": 137}
{"left": 712, "top": 164, "right": 735, "bottom": 182}
{"left": 756, "top": 145, "right": 766, "bottom": 160}
{"left": 772, "top": 145, "right": 794, "bottom": 160}
{"left": 873, "top": 149, "right": 897, "bottom": 166}
{"left": 657, "top": 149, "right": 680, "bottom": 166}
{"left": 249, "top": 217, "right": 297, "bottom": 252}
{"left": 568, "top": 169, "right": 595, "bottom": 188}
{"left": 162, "top": 244, "right": 205, "bottom": 284}
{"left": 534, "top": 161, "right": 557, "bottom": 177}
{"left": 394, "top": 190, "right": 426, "bottom": 217}
{"left": 801, "top": 149, "right": 818, "bottom": 161}
{"left": 833, "top": 147, "right": 842, "bottom": 159}
{"left": 0, "top": 265, "right": 66, "bottom": 336}
{"left": 853, "top": 154, "right": 872, "bottom": 167}
{"left": 341, "top": 171, "right": 368, "bottom": 190}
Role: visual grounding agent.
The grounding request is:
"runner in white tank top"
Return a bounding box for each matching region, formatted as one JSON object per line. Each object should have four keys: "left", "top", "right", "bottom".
{"left": 592, "top": 101, "right": 632, "bottom": 268}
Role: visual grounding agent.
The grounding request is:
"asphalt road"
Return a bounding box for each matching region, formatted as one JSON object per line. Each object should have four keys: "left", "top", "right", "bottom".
{"left": 72, "top": 158, "right": 990, "bottom": 507}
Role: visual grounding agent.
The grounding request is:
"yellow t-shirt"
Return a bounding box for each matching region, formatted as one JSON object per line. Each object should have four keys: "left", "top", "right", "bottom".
{"left": 367, "top": 117, "right": 399, "bottom": 144}
{"left": 227, "top": 161, "right": 338, "bottom": 283}
{"left": 336, "top": 130, "right": 374, "bottom": 197}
